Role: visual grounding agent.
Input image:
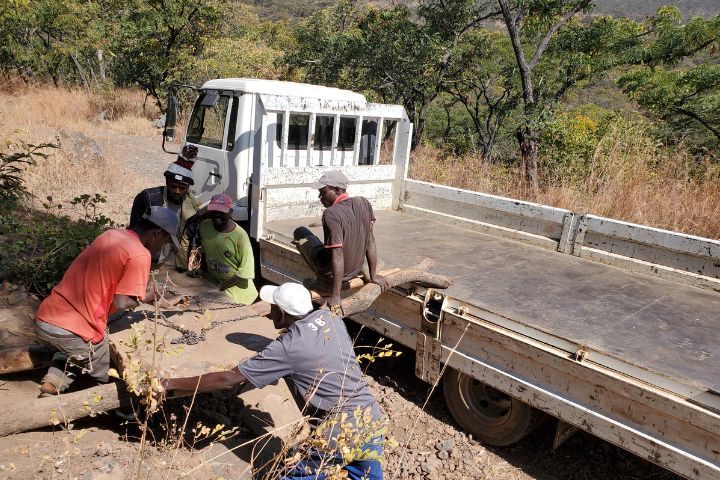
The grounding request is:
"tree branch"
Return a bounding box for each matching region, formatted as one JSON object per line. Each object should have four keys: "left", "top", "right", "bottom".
{"left": 528, "top": 0, "right": 591, "bottom": 70}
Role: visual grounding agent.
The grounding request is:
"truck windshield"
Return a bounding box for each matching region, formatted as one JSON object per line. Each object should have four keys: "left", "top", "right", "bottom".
{"left": 187, "top": 93, "right": 230, "bottom": 149}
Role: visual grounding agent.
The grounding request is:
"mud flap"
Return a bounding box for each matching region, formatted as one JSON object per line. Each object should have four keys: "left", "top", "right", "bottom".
{"left": 553, "top": 420, "right": 579, "bottom": 450}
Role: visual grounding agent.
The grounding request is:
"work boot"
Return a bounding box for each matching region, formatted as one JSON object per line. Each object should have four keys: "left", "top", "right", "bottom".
{"left": 38, "top": 382, "right": 59, "bottom": 398}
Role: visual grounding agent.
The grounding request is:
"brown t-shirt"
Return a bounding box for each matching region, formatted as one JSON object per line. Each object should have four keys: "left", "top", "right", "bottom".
{"left": 322, "top": 195, "right": 375, "bottom": 280}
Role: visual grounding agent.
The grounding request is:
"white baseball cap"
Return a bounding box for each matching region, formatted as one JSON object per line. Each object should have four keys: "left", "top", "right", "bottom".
{"left": 259, "top": 283, "right": 313, "bottom": 317}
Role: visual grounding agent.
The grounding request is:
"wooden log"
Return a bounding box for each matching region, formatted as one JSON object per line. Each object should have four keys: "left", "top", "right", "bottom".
{"left": 0, "top": 345, "right": 53, "bottom": 374}
{"left": 341, "top": 258, "right": 453, "bottom": 316}
{"left": 0, "top": 382, "right": 131, "bottom": 437}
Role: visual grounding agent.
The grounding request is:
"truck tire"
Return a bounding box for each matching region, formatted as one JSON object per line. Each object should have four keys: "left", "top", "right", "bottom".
{"left": 443, "top": 369, "right": 546, "bottom": 446}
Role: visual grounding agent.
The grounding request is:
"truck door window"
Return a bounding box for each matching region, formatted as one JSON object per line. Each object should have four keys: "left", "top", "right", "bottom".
{"left": 187, "top": 93, "right": 230, "bottom": 149}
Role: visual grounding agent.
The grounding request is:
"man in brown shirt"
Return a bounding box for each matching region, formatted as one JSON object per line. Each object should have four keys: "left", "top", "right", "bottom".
{"left": 294, "top": 171, "right": 388, "bottom": 310}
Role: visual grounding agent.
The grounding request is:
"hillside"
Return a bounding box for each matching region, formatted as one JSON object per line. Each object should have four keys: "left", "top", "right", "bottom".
{"left": 239, "top": 0, "right": 718, "bottom": 21}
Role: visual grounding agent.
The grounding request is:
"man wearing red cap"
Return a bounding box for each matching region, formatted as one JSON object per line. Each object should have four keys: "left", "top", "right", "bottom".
{"left": 129, "top": 145, "right": 200, "bottom": 270}
{"left": 196, "top": 193, "right": 258, "bottom": 304}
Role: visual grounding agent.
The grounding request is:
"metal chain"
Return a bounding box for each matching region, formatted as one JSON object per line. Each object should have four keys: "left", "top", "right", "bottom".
{"left": 147, "top": 286, "right": 262, "bottom": 345}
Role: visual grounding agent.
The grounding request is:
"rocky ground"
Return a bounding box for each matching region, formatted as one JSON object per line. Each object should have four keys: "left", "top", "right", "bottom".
{"left": 0, "top": 125, "right": 686, "bottom": 479}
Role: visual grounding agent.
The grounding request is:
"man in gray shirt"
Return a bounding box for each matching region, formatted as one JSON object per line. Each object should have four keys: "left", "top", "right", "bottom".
{"left": 162, "top": 282, "right": 385, "bottom": 480}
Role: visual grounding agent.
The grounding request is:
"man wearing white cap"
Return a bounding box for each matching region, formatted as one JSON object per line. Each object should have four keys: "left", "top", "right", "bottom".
{"left": 196, "top": 193, "right": 257, "bottom": 304}
{"left": 162, "top": 282, "right": 385, "bottom": 479}
{"left": 35, "top": 206, "right": 181, "bottom": 396}
{"left": 129, "top": 144, "right": 200, "bottom": 269}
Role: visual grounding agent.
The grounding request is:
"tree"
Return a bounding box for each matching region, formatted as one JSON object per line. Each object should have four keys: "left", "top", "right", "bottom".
{"left": 619, "top": 7, "right": 720, "bottom": 156}
{"left": 109, "top": 0, "right": 224, "bottom": 109}
{"left": 496, "top": 0, "right": 643, "bottom": 192}
{"left": 286, "top": 0, "right": 497, "bottom": 148}
{"left": 441, "top": 29, "right": 518, "bottom": 161}
{"left": 0, "top": 0, "right": 107, "bottom": 89}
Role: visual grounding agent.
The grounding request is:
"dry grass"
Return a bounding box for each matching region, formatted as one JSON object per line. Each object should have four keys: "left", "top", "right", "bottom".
{"left": 409, "top": 130, "right": 720, "bottom": 240}
{"left": 0, "top": 84, "right": 158, "bottom": 139}
{"left": 0, "top": 84, "right": 158, "bottom": 224}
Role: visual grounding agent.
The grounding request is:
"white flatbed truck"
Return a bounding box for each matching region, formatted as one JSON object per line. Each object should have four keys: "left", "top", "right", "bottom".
{"left": 165, "top": 78, "right": 720, "bottom": 480}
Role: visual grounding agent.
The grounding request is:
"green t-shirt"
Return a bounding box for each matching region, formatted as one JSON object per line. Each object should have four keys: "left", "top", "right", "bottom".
{"left": 199, "top": 220, "right": 257, "bottom": 305}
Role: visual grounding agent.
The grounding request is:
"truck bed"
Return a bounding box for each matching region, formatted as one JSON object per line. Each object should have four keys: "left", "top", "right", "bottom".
{"left": 265, "top": 209, "right": 720, "bottom": 396}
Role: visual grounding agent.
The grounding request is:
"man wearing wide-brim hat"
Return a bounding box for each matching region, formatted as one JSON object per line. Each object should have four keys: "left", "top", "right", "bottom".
{"left": 293, "top": 170, "right": 389, "bottom": 311}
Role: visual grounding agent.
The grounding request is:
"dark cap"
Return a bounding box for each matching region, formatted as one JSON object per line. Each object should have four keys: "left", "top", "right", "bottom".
{"left": 310, "top": 170, "right": 348, "bottom": 190}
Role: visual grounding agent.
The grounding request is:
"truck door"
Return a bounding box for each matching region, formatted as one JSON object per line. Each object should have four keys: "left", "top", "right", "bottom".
{"left": 185, "top": 91, "right": 234, "bottom": 204}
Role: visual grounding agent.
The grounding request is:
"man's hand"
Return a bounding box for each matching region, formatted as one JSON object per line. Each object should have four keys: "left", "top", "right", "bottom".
{"left": 370, "top": 274, "right": 390, "bottom": 293}
{"left": 327, "top": 294, "right": 342, "bottom": 312}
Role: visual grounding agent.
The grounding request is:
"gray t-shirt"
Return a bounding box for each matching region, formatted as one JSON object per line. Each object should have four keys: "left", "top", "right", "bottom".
{"left": 238, "top": 309, "right": 382, "bottom": 423}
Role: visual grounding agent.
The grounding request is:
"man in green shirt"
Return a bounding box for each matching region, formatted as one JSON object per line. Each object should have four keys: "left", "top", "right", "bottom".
{"left": 197, "top": 194, "right": 258, "bottom": 305}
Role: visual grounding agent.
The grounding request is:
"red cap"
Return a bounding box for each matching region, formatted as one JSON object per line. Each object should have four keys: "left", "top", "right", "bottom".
{"left": 207, "top": 193, "right": 233, "bottom": 213}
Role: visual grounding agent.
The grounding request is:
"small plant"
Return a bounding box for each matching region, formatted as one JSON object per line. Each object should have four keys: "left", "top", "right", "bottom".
{"left": 0, "top": 142, "right": 55, "bottom": 211}
{"left": 0, "top": 193, "right": 115, "bottom": 296}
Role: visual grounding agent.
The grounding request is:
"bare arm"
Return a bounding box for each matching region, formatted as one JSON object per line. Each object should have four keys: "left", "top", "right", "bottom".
{"left": 162, "top": 366, "right": 248, "bottom": 393}
{"left": 329, "top": 247, "right": 344, "bottom": 308}
{"left": 113, "top": 294, "right": 140, "bottom": 311}
{"left": 366, "top": 233, "right": 389, "bottom": 292}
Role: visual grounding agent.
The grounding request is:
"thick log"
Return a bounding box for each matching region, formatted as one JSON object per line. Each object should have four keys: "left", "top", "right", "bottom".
{"left": 0, "top": 381, "right": 131, "bottom": 437}
{"left": 342, "top": 258, "right": 453, "bottom": 316}
{"left": 0, "top": 345, "right": 53, "bottom": 374}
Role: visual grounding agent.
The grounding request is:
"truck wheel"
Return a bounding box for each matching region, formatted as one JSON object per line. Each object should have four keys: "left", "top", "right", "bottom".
{"left": 443, "top": 369, "right": 545, "bottom": 446}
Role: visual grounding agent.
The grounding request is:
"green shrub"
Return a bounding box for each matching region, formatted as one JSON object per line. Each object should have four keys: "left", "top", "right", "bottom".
{"left": 0, "top": 193, "right": 115, "bottom": 297}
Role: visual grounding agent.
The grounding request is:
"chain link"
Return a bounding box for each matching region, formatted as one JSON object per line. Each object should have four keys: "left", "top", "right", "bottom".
{"left": 152, "top": 286, "right": 262, "bottom": 345}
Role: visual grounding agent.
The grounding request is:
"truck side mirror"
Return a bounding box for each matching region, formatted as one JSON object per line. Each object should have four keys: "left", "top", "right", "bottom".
{"left": 164, "top": 93, "right": 179, "bottom": 142}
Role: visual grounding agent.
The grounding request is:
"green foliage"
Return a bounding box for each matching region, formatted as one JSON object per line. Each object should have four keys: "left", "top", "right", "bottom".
{"left": 539, "top": 106, "right": 606, "bottom": 185}
{"left": 0, "top": 194, "right": 115, "bottom": 297}
{"left": 109, "top": 0, "right": 224, "bottom": 106}
{"left": 619, "top": 9, "right": 720, "bottom": 157}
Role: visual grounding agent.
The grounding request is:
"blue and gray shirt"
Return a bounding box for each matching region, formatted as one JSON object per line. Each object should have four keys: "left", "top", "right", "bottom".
{"left": 238, "top": 309, "right": 383, "bottom": 443}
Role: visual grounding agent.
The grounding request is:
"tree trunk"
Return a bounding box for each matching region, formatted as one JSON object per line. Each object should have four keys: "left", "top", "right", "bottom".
{"left": 96, "top": 49, "right": 106, "bottom": 82}
{"left": 517, "top": 126, "right": 540, "bottom": 195}
{"left": 0, "top": 382, "right": 131, "bottom": 437}
{"left": 0, "top": 345, "right": 52, "bottom": 374}
{"left": 340, "top": 259, "right": 452, "bottom": 316}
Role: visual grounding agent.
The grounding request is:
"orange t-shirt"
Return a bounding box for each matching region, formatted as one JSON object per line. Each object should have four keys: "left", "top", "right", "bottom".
{"left": 36, "top": 229, "right": 151, "bottom": 343}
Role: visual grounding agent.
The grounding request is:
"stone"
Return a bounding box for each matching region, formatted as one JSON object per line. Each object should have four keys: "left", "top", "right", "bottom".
{"left": 437, "top": 450, "right": 449, "bottom": 460}
{"left": 436, "top": 439, "right": 455, "bottom": 452}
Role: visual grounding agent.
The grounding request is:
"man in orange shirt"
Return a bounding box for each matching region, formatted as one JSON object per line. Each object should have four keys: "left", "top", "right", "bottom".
{"left": 34, "top": 206, "right": 180, "bottom": 396}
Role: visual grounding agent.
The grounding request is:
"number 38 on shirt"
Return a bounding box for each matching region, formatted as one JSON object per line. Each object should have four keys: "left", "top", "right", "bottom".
{"left": 307, "top": 317, "right": 326, "bottom": 331}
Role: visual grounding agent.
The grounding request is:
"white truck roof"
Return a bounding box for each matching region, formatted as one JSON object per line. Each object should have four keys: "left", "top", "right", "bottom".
{"left": 200, "top": 78, "right": 367, "bottom": 103}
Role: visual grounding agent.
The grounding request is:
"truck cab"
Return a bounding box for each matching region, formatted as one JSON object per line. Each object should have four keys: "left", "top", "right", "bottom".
{"left": 174, "top": 78, "right": 412, "bottom": 236}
